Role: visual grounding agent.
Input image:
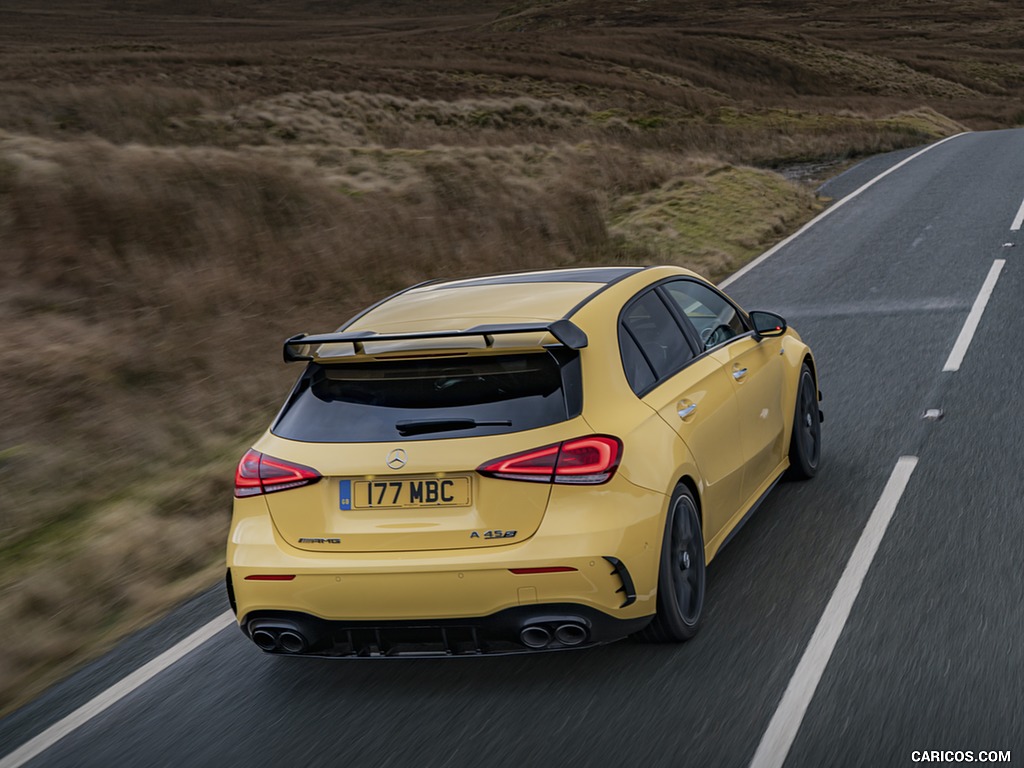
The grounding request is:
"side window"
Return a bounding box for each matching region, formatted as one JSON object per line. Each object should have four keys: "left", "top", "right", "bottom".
{"left": 663, "top": 280, "right": 747, "bottom": 351}
{"left": 618, "top": 326, "right": 656, "bottom": 394}
{"left": 619, "top": 291, "right": 694, "bottom": 394}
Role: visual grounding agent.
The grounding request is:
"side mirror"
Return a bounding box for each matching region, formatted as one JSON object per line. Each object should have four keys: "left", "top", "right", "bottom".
{"left": 750, "top": 310, "right": 787, "bottom": 339}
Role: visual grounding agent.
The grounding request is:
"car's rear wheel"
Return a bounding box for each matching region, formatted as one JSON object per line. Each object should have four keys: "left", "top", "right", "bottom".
{"left": 635, "top": 484, "right": 705, "bottom": 643}
{"left": 787, "top": 363, "right": 821, "bottom": 480}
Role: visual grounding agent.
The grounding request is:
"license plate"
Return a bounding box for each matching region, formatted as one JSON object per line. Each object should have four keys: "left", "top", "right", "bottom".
{"left": 340, "top": 477, "right": 471, "bottom": 510}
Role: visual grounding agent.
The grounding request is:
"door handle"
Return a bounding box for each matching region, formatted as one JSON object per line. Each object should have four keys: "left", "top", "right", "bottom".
{"left": 678, "top": 403, "right": 697, "bottom": 419}
{"left": 732, "top": 367, "right": 748, "bottom": 381}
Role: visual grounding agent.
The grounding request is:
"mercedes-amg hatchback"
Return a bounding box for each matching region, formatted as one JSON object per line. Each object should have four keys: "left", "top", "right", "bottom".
{"left": 226, "top": 266, "right": 821, "bottom": 656}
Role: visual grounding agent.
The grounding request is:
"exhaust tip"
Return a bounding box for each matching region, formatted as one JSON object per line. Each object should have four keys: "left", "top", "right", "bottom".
{"left": 279, "top": 630, "right": 308, "bottom": 654}
{"left": 252, "top": 629, "right": 278, "bottom": 651}
{"left": 554, "top": 624, "right": 588, "bottom": 646}
{"left": 520, "top": 626, "right": 552, "bottom": 649}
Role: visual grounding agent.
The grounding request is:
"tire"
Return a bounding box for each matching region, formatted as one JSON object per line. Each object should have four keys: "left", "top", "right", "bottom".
{"left": 787, "top": 363, "right": 821, "bottom": 480}
{"left": 635, "top": 485, "right": 706, "bottom": 643}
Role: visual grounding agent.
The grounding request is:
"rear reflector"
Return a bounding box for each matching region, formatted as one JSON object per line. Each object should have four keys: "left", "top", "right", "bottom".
{"left": 478, "top": 435, "right": 622, "bottom": 484}
{"left": 243, "top": 575, "right": 297, "bottom": 581}
{"left": 234, "top": 449, "right": 322, "bottom": 498}
{"left": 508, "top": 567, "right": 578, "bottom": 575}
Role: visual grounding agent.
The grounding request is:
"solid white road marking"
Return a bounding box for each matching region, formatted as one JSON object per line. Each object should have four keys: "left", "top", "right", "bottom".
{"left": 0, "top": 611, "right": 235, "bottom": 768}
{"left": 748, "top": 456, "right": 919, "bottom": 768}
{"left": 942, "top": 259, "right": 1005, "bottom": 372}
{"left": 719, "top": 132, "right": 967, "bottom": 290}
{"left": 1011, "top": 197, "right": 1024, "bottom": 231}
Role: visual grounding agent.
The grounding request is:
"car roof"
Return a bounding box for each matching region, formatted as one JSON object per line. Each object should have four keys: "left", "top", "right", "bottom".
{"left": 344, "top": 267, "right": 647, "bottom": 333}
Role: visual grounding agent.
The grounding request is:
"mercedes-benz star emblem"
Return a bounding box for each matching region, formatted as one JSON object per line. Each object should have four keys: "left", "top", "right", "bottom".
{"left": 386, "top": 448, "right": 408, "bottom": 470}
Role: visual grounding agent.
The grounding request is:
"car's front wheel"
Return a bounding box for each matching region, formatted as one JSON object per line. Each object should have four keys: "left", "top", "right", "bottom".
{"left": 635, "top": 484, "right": 705, "bottom": 643}
{"left": 787, "top": 363, "right": 821, "bottom": 480}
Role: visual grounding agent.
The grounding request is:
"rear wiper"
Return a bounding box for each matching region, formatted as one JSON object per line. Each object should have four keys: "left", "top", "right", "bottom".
{"left": 396, "top": 418, "right": 512, "bottom": 437}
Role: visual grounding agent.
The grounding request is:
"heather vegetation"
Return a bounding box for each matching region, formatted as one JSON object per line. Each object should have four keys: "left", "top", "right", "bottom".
{"left": 1, "top": 0, "right": 1022, "bottom": 710}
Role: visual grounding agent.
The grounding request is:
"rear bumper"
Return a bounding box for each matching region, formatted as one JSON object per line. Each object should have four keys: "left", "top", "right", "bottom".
{"left": 229, "top": 550, "right": 648, "bottom": 618}
{"left": 230, "top": 482, "right": 665, "bottom": 618}
{"left": 227, "top": 475, "right": 667, "bottom": 653}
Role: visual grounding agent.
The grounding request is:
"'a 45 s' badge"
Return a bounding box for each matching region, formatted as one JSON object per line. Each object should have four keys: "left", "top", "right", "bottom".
{"left": 470, "top": 530, "right": 517, "bottom": 540}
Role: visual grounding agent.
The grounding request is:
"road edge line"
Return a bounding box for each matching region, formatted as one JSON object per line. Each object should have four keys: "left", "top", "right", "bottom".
{"left": 719, "top": 133, "right": 968, "bottom": 290}
{"left": 748, "top": 456, "right": 919, "bottom": 768}
{"left": 942, "top": 259, "right": 1005, "bottom": 372}
{"left": 0, "top": 611, "right": 235, "bottom": 768}
{"left": 1011, "top": 196, "right": 1024, "bottom": 231}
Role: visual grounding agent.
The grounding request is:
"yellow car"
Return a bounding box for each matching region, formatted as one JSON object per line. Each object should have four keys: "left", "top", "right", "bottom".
{"left": 226, "top": 265, "right": 821, "bottom": 655}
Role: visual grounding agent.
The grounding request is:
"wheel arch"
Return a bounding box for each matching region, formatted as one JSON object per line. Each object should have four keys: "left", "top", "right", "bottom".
{"left": 802, "top": 352, "right": 819, "bottom": 394}
{"left": 676, "top": 474, "right": 703, "bottom": 531}
{"left": 779, "top": 340, "right": 819, "bottom": 454}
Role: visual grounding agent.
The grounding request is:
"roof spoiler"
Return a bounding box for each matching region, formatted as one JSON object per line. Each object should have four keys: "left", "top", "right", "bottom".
{"left": 282, "top": 319, "right": 589, "bottom": 363}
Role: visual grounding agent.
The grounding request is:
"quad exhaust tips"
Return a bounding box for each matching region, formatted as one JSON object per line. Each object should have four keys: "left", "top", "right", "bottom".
{"left": 249, "top": 623, "right": 311, "bottom": 654}
{"left": 519, "top": 621, "right": 589, "bottom": 649}
{"left": 248, "top": 614, "right": 591, "bottom": 654}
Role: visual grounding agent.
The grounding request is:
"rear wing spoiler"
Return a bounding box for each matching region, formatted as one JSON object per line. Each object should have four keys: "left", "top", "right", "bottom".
{"left": 282, "top": 320, "right": 588, "bottom": 363}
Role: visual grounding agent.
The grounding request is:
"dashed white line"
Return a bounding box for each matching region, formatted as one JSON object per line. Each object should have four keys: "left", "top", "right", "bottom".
{"left": 749, "top": 456, "right": 919, "bottom": 768}
{"left": 942, "top": 259, "right": 1005, "bottom": 372}
{"left": 719, "top": 133, "right": 967, "bottom": 290}
{"left": 1011, "top": 197, "right": 1024, "bottom": 231}
{"left": 0, "top": 611, "right": 235, "bottom": 768}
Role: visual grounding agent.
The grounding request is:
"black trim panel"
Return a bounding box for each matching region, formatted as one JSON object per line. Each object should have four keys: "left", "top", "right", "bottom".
{"left": 603, "top": 556, "right": 638, "bottom": 608}
{"left": 718, "top": 473, "right": 783, "bottom": 553}
{"left": 241, "top": 605, "right": 653, "bottom": 657}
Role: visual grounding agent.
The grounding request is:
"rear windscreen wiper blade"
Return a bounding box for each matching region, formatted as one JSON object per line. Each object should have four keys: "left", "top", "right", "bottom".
{"left": 395, "top": 418, "right": 512, "bottom": 436}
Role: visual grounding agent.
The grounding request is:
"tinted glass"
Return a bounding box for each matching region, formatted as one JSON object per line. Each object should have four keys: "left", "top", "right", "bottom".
{"left": 618, "top": 325, "right": 656, "bottom": 394}
{"left": 620, "top": 291, "right": 693, "bottom": 382}
{"left": 273, "top": 352, "right": 574, "bottom": 443}
{"left": 663, "top": 280, "right": 746, "bottom": 351}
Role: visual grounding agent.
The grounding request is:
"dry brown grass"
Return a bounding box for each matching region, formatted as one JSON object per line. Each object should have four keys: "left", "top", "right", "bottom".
{"left": 0, "top": 133, "right": 674, "bottom": 543}
{"left": 0, "top": 0, "right": 1019, "bottom": 713}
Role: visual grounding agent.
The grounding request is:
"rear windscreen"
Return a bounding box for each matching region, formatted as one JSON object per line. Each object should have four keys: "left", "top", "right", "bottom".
{"left": 272, "top": 351, "right": 580, "bottom": 443}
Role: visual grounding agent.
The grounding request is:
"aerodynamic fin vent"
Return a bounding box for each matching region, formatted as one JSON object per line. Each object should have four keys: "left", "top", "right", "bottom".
{"left": 603, "top": 556, "right": 637, "bottom": 608}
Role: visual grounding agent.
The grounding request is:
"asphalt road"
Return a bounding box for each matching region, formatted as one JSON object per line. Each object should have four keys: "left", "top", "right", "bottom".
{"left": 3, "top": 129, "right": 1022, "bottom": 768}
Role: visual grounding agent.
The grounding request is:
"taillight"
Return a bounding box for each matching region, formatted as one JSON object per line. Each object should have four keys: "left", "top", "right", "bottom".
{"left": 477, "top": 435, "right": 622, "bottom": 485}
{"left": 476, "top": 444, "right": 560, "bottom": 479}
{"left": 234, "top": 449, "right": 322, "bottom": 497}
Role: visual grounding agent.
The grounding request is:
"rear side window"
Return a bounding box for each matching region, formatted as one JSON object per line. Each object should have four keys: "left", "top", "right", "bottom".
{"left": 619, "top": 291, "right": 693, "bottom": 394}
{"left": 618, "top": 327, "right": 656, "bottom": 394}
{"left": 272, "top": 351, "right": 580, "bottom": 443}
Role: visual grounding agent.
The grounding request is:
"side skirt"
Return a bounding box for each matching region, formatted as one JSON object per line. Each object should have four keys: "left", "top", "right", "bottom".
{"left": 713, "top": 470, "right": 785, "bottom": 557}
